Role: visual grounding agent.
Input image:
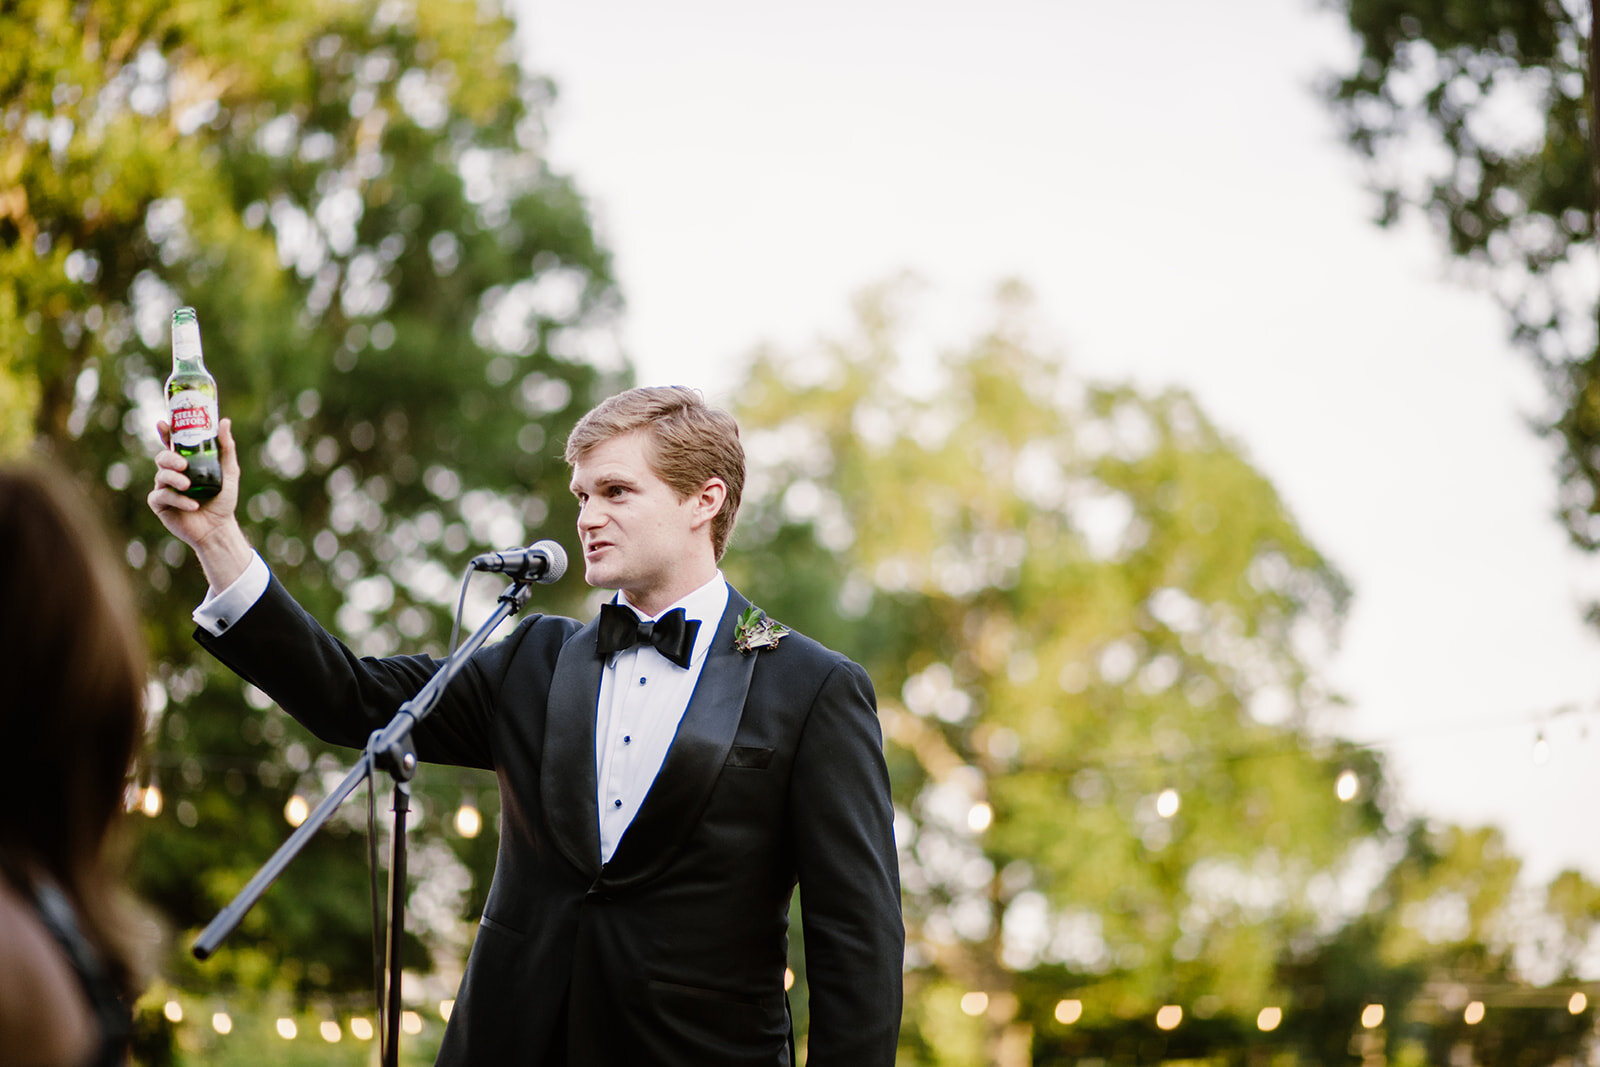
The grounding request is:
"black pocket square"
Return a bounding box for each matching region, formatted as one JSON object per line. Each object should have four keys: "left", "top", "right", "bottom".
{"left": 725, "top": 745, "right": 773, "bottom": 769}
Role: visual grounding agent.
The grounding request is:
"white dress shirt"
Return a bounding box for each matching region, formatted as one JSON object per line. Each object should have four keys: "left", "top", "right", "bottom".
{"left": 193, "top": 550, "right": 270, "bottom": 635}
{"left": 194, "top": 552, "right": 728, "bottom": 863}
{"left": 595, "top": 574, "right": 727, "bottom": 862}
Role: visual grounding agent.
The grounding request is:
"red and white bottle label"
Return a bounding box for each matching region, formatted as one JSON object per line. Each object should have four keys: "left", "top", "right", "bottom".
{"left": 169, "top": 390, "right": 218, "bottom": 448}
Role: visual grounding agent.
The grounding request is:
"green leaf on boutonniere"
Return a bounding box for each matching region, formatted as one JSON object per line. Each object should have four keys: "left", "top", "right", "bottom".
{"left": 733, "top": 605, "right": 790, "bottom": 654}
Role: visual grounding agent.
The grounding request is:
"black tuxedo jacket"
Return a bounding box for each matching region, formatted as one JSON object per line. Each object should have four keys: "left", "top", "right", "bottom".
{"left": 197, "top": 575, "right": 903, "bottom": 1065}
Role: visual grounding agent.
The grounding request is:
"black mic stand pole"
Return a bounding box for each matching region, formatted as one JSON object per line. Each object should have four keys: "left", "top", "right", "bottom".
{"left": 192, "top": 577, "right": 539, "bottom": 1067}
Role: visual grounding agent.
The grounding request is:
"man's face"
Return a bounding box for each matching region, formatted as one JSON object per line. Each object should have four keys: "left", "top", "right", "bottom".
{"left": 569, "top": 431, "right": 714, "bottom": 611}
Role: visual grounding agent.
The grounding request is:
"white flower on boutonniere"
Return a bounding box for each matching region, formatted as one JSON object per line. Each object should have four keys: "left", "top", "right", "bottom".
{"left": 733, "top": 605, "right": 790, "bottom": 655}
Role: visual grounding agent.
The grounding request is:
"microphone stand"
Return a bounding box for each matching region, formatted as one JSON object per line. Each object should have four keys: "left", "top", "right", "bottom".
{"left": 192, "top": 576, "right": 539, "bottom": 1067}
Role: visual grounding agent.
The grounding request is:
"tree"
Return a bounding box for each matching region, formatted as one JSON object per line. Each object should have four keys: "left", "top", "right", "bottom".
{"left": 725, "top": 279, "right": 1392, "bottom": 1065}
{"left": 1320, "top": 0, "right": 1600, "bottom": 551}
{"left": 2, "top": 0, "right": 621, "bottom": 1051}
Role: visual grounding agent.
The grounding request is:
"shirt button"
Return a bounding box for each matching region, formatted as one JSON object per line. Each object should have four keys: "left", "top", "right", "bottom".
{"left": 613, "top": 799, "right": 623, "bottom": 808}
{"left": 623, "top": 735, "right": 631, "bottom": 745}
{"left": 638, "top": 676, "right": 647, "bottom": 686}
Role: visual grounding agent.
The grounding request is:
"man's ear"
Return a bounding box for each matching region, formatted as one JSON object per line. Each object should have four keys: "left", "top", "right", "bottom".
{"left": 689, "top": 478, "right": 727, "bottom": 531}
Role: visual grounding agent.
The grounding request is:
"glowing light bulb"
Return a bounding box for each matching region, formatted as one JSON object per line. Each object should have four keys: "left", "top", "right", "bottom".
{"left": 284, "top": 794, "right": 309, "bottom": 827}
{"left": 401, "top": 1010, "right": 423, "bottom": 1035}
{"left": 454, "top": 803, "right": 482, "bottom": 838}
{"left": 320, "top": 1020, "right": 341, "bottom": 1043}
{"left": 1464, "top": 1001, "right": 1484, "bottom": 1025}
{"left": 276, "top": 1018, "right": 297, "bottom": 1040}
{"left": 1156, "top": 789, "right": 1180, "bottom": 818}
{"left": 1361, "top": 1004, "right": 1384, "bottom": 1029}
{"left": 1257, "top": 1006, "right": 1282, "bottom": 1032}
{"left": 440, "top": 999, "right": 455, "bottom": 1021}
{"left": 211, "top": 1012, "right": 232, "bottom": 1035}
{"left": 1156, "top": 1005, "right": 1182, "bottom": 1031}
{"left": 1570, "top": 992, "right": 1588, "bottom": 1014}
{"left": 1336, "top": 769, "right": 1359, "bottom": 802}
{"left": 784, "top": 969, "right": 795, "bottom": 991}
{"left": 967, "top": 802, "right": 993, "bottom": 833}
{"left": 960, "top": 992, "right": 988, "bottom": 1016}
{"left": 141, "top": 785, "right": 163, "bottom": 818}
{"left": 1054, "top": 999, "right": 1082, "bottom": 1025}
{"left": 350, "top": 1017, "right": 374, "bottom": 1041}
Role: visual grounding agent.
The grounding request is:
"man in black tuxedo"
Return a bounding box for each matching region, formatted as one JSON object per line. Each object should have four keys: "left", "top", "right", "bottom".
{"left": 148, "top": 386, "right": 903, "bottom": 1065}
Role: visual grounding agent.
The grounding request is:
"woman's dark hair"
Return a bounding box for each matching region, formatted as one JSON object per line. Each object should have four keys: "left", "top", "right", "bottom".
{"left": 0, "top": 460, "right": 145, "bottom": 995}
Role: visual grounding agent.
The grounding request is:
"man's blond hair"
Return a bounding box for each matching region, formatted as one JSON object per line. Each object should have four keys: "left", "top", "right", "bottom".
{"left": 564, "top": 386, "right": 745, "bottom": 560}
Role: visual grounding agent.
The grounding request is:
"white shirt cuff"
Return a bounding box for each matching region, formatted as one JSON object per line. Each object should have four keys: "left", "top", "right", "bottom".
{"left": 193, "top": 551, "right": 270, "bottom": 636}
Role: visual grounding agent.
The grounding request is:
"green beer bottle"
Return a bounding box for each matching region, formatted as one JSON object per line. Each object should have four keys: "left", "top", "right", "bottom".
{"left": 166, "top": 307, "right": 223, "bottom": 499}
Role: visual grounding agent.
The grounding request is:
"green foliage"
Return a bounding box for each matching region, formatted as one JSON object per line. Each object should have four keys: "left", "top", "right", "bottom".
{"left": 728, "top": 279, "right": 1374, "bottom": 1063}
{"left": 1320, "top": 0, "right": 1600, "bottom": 549}
{"left": 1, "top": 0, "right": 621, "bottom": 1037}
{"left": 727, "top": 279, "right": 1600, "bottom": 1065}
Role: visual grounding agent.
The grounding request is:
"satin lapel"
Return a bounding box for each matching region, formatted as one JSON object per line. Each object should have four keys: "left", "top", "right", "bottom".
{"left": 539, "top": 617, "right": 604, "bottom": 879}
{"left": 601, "top": 589, "right": 757, "bottom": 890}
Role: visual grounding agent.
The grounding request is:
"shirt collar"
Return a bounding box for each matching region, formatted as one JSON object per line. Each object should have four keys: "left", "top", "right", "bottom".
{"left": 615, "top": 571, "right": 728, "bottom": 667}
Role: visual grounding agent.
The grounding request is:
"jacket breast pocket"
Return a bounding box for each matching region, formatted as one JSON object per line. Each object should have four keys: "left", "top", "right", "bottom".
{"left": 724, "top": 745, "right": 773, "bottom": 770}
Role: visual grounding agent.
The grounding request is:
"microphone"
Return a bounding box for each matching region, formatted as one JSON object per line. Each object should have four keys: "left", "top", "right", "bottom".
{"left": 469, "top": 540, "right": 568, "bottom": 583}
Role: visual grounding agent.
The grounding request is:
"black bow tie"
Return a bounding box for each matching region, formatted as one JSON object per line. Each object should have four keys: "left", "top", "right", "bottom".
{"left": 596, "top": 603, "right": 701, "bottom": 669}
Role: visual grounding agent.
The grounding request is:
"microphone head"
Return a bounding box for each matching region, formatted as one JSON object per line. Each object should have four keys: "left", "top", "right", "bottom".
{"left": 533, "top": 540, "right": 567, "bottom": 584}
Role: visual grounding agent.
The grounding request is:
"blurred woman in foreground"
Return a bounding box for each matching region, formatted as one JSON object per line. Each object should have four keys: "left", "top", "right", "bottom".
{"left": 0, "top": 461, "right": 145, "bottom": 1066}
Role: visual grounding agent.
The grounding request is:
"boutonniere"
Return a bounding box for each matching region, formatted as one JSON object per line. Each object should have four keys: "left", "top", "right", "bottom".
{"left": 733, "top": 605, "right": 790, "bottom": 654}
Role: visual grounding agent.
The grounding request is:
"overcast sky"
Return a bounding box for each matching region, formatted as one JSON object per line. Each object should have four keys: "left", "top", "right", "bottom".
{"left": 511, "top": 0, "right": 1600, "bottom": 886}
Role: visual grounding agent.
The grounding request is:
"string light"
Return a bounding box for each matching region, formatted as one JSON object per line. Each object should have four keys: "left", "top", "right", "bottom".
{"left": 1156, "top": 789, "right": 1180, "bottom": 818}
{"left": 967, "top": 802, "right": 993, "bottom": 833}
{"left": 784, "top": 969, "right": 795, "bottom": 991}
{"left": 454, "top": 801, "right": 482, "bottom": 838}
{"left": 283, "top": 794, "right": 309, "bottom": 828}
{"left": 1336, "top": 769, "right": 1359, "bottom": 802}
{"left": 157, "top": 987, "right": 1600, "bottom": 1050}
{"left": 140, "top": 784, "right": 163, "bottom": 818}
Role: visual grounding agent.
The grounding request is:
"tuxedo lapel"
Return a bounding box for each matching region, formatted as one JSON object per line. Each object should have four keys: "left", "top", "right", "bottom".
{"left": 539, "top": 615, "right": 604, "bottom": 879}
{"left": 600, "top": 588, "right": 756, "bottom": 890}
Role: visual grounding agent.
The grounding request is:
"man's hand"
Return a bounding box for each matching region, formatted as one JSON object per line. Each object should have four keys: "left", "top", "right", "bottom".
{"left": 148, "top": 417, "right": 253, "bottom": 592}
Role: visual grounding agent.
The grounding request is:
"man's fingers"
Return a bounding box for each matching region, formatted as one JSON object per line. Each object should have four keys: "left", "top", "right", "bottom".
{"left": 152, "top": 466, "right": 193, "bottom": 494}
{"left": 147, "top": 484, "right": 198, "bottom": 513}
{"left": 156, "top": 419, "right": 172, "bottom": 449}
{"left": 218, "top": 418, "right": 240, "bottom": 481}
